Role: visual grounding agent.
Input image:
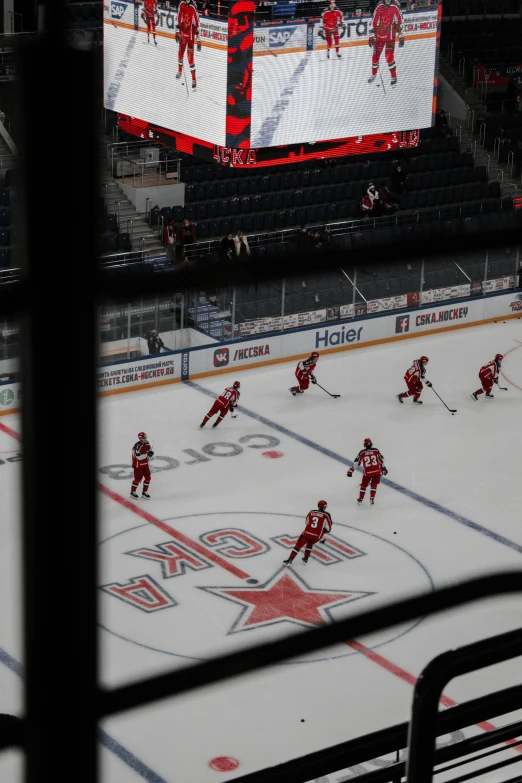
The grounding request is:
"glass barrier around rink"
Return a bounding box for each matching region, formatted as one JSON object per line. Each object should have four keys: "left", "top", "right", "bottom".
{"left": 92, "top": 246, "right": 522, "bottom": 357}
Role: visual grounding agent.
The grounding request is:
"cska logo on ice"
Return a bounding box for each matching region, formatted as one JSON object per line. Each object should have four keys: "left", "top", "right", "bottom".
{"left": 509, "top": 294, "right": 522, "bottom": 312}
{"left": 98, "top": 510, "right": 432, "bottom": 662}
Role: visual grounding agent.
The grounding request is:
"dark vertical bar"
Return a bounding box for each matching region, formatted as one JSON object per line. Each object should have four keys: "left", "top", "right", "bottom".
{"left": 17, "top": 0, "right": 100, "bottom": 779}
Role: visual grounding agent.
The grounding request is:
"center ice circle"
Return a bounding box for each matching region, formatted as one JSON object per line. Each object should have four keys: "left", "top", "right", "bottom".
{"left": 99, "top": 511, "right": 434, "bottom": 664}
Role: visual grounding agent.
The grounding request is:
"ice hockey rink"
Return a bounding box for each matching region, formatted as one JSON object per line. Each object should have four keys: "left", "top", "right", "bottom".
{"left": 251, "top": 35, "right": 437, "bottom": 148}
{"left": 1, "top": 319, "right": 522, "bottom": 782}
{"left": 103, "top": 22, "right": 228, "bottom": 146}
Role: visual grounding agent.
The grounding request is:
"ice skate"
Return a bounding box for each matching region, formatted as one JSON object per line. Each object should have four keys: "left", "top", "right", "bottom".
{"left": 147, "top": 34, "right": 150, "bottom": 43}
{"left": 413, "top": 398, "right": 423, "bottom": 405}
{"left": 283, "top": 558, "right": 293, "bottom": 566}
{"left": 357, "top": 498, "right": 363, "bottom": 505}
{"left": 470, "top": 392, "right": 478, "bottom": 401}
{"left": 327, "top": 49, "right": 330, "bottom": 59}
{"left": 396, "top": 393, "right": 404, "bottom": 403}
{"left": 485, "top": 393, "right": 494, "bottom": 398}
{"left": 200, "top": 422, "right": 206, "bottom": 428}
{"left": 302, "top": 556, "right": 309, "bottom": 564}
{"left": 336, "top": 51, "right": 341, "bottom": 58}
{"left": 192, "top": 80, "right": 197, "bottom": 90}
{"left": 175, "top": 71, "right": 182, "bottom": 79}
{"left": 142, "top": 491, "right": 150, "bottom": 499}
{"left": 289, "top": 387, "right": 297, "bottom": 396}
{"left": 130, "top": 490, "right": 138, "bottom": 499}
{"left": 391, "top": 77, "right": 397, "bottom": 87}
{"left": 154, "top": 38, "right": 157, "bottom": 46}
{"left": 368, "top": 74, "right": 377, "bottom": 83}
{"left": 212, "top": 421, "right": 219, "bottom": 427}
{"left": 370, "top": 498, "right": 374, "bottom": 506}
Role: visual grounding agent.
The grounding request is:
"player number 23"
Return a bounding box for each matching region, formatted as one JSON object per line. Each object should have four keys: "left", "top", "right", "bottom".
{"left": 364, "top": 455, "right": 378, "bottom": 466}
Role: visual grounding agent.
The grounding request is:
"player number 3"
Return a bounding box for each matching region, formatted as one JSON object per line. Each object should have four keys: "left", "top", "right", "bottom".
{"left": 310, "top": 516, "right": 319, "bottom": 527}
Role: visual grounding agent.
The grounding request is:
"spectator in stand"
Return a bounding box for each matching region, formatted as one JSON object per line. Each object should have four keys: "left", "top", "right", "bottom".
{"left": 360, "top": 191, "right": 374, "bottom": 218}
{"left": 378, "top": 184, "right": 399, "bottom": 214}
{"left": 310, "top": 231, "right": 322, "bottom": 250}
{"left": 178, "top": 218, "right": 197, "bottom": 260}
{"left": 297, "top": 225, "right": 312, "bottom": 252}
{"left": 435, "top": 109, "right": 450, "bottom": 137}
{"left": 163, "top": 218, "right": 176, "bottom": 264}
{"left": 200, "top": 0, "right": 210, "bottom": 15}
{"left": 234, "top": 230, "right": 250, "bottom": 259}
{"left": 147, "top": 329, "right": 165, "bottom": 355}
{"left": 320, "top": 224, "right": 332, "bottom": 246}
{"left": 221, "top": 231, "right": 235, "bottom": 261}
{"left": 391, "top": 164, "right": 407, "bottom": 196}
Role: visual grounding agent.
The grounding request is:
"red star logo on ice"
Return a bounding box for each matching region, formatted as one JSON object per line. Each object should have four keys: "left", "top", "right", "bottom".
{"left": 200, "top": 568, "right": 373, "bottom": 634}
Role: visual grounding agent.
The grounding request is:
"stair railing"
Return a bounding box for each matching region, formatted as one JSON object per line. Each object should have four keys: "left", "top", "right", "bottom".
{"left": 483, "top": 153, "right": 490, "bottom": 175}
{"left": 478, "top": 121, "right": 486, "bottom": 146}
{"left": 114, "top": 201, "right": 121, "bottom": 231}
{"left": 493, "top": 137, "right": 501, "bottom": 161}
{"left": 126, "top": 219, "right": 133, "bottom": 249}
{"left": 145, "top": 197, "right": 151, "bottom": 222}
{"left": 507, "top": 151, "right": 515, "bottom": 177}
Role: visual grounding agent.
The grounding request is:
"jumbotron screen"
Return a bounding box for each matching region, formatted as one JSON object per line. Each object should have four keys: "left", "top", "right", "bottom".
{"left": 251, "top": 2, "right": 440, "bottom": 147}
{"left": 103, "top": 0, "right": 228, "bottom": 146}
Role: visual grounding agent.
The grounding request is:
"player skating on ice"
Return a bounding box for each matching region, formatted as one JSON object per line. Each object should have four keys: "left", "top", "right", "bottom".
{"left": 289, "top": 351, "right": 319, "bottom": 395}
{"left": 397, "top": 355, "right": 431, "bottom": 404}
{"left": 368, "top": 0, "right": 404, "bottom": 87}
{"left": 319, "top": 0, "right": 345, "bottom": 59}
{"left": 141, "top": 0, "right": 158, "bottom": 45}
{"left": 471, "top": 354, "right": 503, "bottom": 400}
{"left": 200, "top": 381, "right": 240, "bottom": 428}
{"left": 283, "top": 501, "right": 332, "bottom": 565}
{"left": 346, "top": 438, "right": 388, "bottom": 506}
{"left": 176, "top": 0, "right": 200, "bottom": 90}
{"left": 130, "top": 432, "right": 154, "bottom": 499}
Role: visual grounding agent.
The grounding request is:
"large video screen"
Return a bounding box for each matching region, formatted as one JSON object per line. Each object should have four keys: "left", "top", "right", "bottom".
{"left": 103, "top": 0, "right": 228, "bottom": 146}
{"left": 251, "top": 3, "right": 440, "bottom": 148}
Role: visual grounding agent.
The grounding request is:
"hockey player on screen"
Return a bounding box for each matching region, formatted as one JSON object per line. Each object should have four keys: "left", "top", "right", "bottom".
{"left": 141, "top": 0, "right": 158, "bottom": 45}
{"left": 289, "top": 351, "right": 319, "bottom": 395}
{"left": 176, "top": 0, "right": 201, "bottom": 90}
{"left": 396, "top": 356, "right": 431, "bottom": 404}
{"left": 471, "top": 354, "right": 503, "bottom": 400}
{"left": 131, "top": 432, "right": 154, "bottom": 499}
{"left": 283, "top": 501, "right": 332, "bottom": 565}
{"left": 319, "top": 0, "right": 346, "bottom": 59}
{"left": 200, "top": 381, "right": 240, "bottom": 428}
{"left": 346, "top": 438, "right": 388, "bottom": 506}
{"left": 368, "top": 0, "right": 404, "bottom": 88}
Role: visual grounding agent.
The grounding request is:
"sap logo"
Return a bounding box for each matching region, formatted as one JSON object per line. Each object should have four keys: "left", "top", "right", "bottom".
{"left": 111, "top": 2, "right": 126, "bottom": 19}
{"left": 269, "top": 28, "right": 296, "bottom": 48}
{"left": 213, "top": 348, "right": 229, "bottom": 367}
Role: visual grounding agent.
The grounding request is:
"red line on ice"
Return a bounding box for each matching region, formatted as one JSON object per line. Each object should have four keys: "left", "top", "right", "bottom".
{"left": 0, "top": 421, "right": 22, "bottom": 442}
{"left": 501, "top": 344, "right": 522, "bottom": 393}
{"left": 98, "top": 483, "right": 250, "bottom": 580}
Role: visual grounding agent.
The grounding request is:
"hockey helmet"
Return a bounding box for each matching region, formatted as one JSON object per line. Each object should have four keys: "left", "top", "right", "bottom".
{"left": 363, "top": 438, "right": 373, "bottom": 448}
{"left": 495, "top": 353, "right": 503, "bottom": 361}
{"left": 420, "top": 356, "right": 429, "bottom": 364}
{"left": 138, "top": 432, "right": 147, "bottom": 439}
{"left": 233, "top": 380, "right": 240, "bottom": 388}
{"left": 311, "top": 351, "right": 319, "bottom": 359}
{"left": 317, "top": 500, "right": 327, "bottom": 510}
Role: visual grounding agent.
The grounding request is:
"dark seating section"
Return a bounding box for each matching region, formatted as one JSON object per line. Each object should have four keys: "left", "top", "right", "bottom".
{"left": 210, "top": 246, "right": 520, "bottom": 325}
{"left": 65, "top": 1, "right": 103, "bottom": 29}
{"left": 442, "top": 0, "right": 519, "bottom": 12}
{"left": 152, "top": 131, "right": 504, "bottom": 244}
{"left": 97, "top": 197, "right": 133, "bottom": 255}
{"left": 0, "top": 170, "right": 15, "bottom": 268}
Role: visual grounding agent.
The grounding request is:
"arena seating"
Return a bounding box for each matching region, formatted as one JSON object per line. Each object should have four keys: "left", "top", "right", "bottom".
{"left": 65, "top": 2, "right": 103, "bottom": 30}
{"left": 0, "top": 171, "right": 15, "bottom": 268}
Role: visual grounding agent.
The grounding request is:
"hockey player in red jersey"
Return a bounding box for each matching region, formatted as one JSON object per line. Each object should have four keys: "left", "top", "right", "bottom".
{"left": 176, "top": 0, "right": 200, "bottom": 90}
{"left": 142, "top": 0, "right": 158, "bottom": 45}
{"left": 471, "top": 354, "right": 503, "bottom": 400}
{"left": 131, "top": 432, "right": 154, "bottom": 499}
{"left": 397, "top": 356, "right": 431, "bottom": 404}
{"left": 347, "top": 438, "right": 388, "bottom": 506}
{"left": 200, "top": 381, "right": 240, "bottom": 428}
{"left": 319, "top": 0, "right": 345, "bottom": 59}
{"left": 368, "top": 0, "right": 404, "bottom": 87}
{"left": 289, "top": 352, "right": 319, "bottom": 395}
{"left": 283, "top": 500, "right": 332, "bottom": 565}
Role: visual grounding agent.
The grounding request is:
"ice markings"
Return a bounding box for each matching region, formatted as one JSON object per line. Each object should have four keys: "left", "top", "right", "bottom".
{"left": 105, "top": 32, "right": 139, "bottom": 110}
{"left": 254, "top": 55, "right": 310, "bottom": 147}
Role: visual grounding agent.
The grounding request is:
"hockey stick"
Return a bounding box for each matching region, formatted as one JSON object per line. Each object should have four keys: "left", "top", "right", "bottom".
{"left": 182, "top": 63, "right": 189, "bottom": 97}
{"left": 315, "top": 382, "right": 340, "bottom": 399}
{"left": 496, "top": 383, "right": 508, "bottom": 391}
{"left": 378, "top": 64, "right": 387, "bottom": 95}
{"left": 428, "top": 384, "right": 457, "bottom": 413}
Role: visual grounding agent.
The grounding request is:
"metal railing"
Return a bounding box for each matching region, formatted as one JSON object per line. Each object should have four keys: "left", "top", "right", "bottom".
{"left": 114, "top": 156, "right": 181, "bottom": 189}
{"left": 508, "top": 150, "right": 515, "bottom": 177}
{"left": 106, "top": 139, "right": 160, "bottom": 177}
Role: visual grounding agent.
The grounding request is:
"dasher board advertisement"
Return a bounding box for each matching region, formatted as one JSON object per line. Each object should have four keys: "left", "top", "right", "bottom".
{"left": 251, "top": 2, "right": 441, "bottom": 148}
{"left": 104, "top": 0, "right": 228, "bottom": 146}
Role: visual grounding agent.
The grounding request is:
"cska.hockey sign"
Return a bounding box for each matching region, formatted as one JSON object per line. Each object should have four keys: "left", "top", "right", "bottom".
{"left": 213, "top": 146, "right": 257, "bottom": 166}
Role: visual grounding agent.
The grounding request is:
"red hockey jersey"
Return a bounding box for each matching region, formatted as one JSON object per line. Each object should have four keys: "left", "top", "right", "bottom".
{"left": 143, "top": 0, "right": 157, "bottom": 16}
{"left": 177, "top": 0, "right": 199, "bottom": 43}
{"left": 321, "top": 6, "right": 343, "bottom": 32}
{"left": 297, "top": 356, "right": 317, "bottom": 376}
{"left": 217, "top": 386, "right": 239, "bottom": 409}
{"left": 371, "top": 2, "right": 403, "bottom": 42}
{"left": 132, "top": 439, "right": 152, "bottom": 469}
{"left": 303, "top": 509, "right": 332, "bottom": 541}
{"left": 354, "top": 447, "right": 386, "bottom": 478}
{"left": 404, "top": 359, "right": 426, "bottom": 384}
{"left": 480, "top": 359, "right": 500, "bottom": 380}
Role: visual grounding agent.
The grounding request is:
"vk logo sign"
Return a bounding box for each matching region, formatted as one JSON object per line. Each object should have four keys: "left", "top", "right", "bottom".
{"left": 111, "top": 2, "right": 126, "bottom": 19}
{"left": 213, "top": 348, "right": 229, "bottom": 367}
{"left": 269, "top": 28, "right": 297, "bottom": 48}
